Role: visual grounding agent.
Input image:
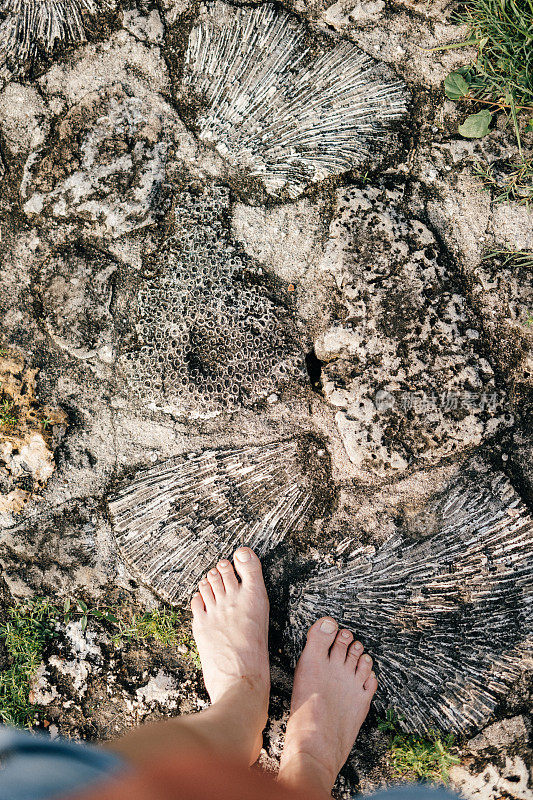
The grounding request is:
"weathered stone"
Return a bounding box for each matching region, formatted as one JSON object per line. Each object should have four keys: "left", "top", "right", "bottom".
{"left": 314, "top": 3, "right": 474, "bottom": 87}
{"left": 0, "top": 83, "right": 48, "bottom": 159}
{"left": 450, "top": 757, "right": 533, "bottom": 800}
{"left": 467, "top": 716, "right": 531, "bottom": 753}
{"left": 313, "top": 185, "right": 512, "bottom": 475}
{"left": 37, "top": 31, "right": 169, "bottom": 103}
{"left": 121, "top": 9, "right": 164, "bottom": 44}
{"left": 22, "top": 86, "right": 182, "bottom": 237}
{"left": 117, "top": 184, "right": 308, "bottom": 416}
{"left": 0, "top": 352, "right": 67, "bottom": 527}
{"left": 36, "top": 245, "right": 118, "bottom": 360}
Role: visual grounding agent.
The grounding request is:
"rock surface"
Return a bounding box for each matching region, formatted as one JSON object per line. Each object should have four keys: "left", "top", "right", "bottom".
{"left": 0, "top": 0, "right": 531, "bottom": 797}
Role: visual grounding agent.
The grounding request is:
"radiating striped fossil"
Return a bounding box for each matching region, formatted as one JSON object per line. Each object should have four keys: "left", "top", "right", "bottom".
{"left": 0, "top": 0, "right": 97, "bottom": 80}
{"left": 288, "top": 472, "right": 533, "bottom": 734}
{"left": 179, "top": 1, "right": 407, "bottom": 198}
{"left": 108, "top": 437, "right": 332, "bottom": 604}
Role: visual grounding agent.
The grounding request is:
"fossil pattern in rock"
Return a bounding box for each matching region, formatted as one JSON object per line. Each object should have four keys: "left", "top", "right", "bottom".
{"left": 179, "top": 1, "right": 407, "bottom": 198}
{"left": 314, "top": 185, "right": 513, "bottom": 474}
{"left": 108, "top": 437, "right": 332, "bottom": 604}
{"left": 0, "top": 0, "right": 98, "bottom": 82}
{"left": 118, "top": 184, "right": 306, "bottom": 415}
{"left": 288, "top": 471, "right": 533, "bottom": 734}
{"left": 22, "top": 85, "right": 175, "bottom": 237}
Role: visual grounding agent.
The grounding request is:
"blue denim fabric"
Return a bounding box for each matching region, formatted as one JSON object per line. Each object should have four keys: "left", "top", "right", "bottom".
{"left": 369, "top": 786, "right": 458, "bottom": 800}
{"left": 0, "top": 726, "right": 126, "bottom": 800}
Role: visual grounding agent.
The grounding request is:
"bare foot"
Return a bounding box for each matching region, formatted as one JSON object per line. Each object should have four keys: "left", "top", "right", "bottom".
{"left": 278, "top": 617, "right": 378, "bottom": 797}
{"left": 191, "top": 547, "right": 270, "bottom": 762}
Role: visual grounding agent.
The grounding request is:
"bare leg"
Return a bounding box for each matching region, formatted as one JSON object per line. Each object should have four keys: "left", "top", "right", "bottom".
{"left": 278, "top": 617, "right": 378, "bottom": 797}
{"left": 107, "top": 547, "right": 270, "bottom": 767}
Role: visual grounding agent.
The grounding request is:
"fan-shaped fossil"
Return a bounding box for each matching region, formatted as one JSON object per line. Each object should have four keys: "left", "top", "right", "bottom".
{"left": 118, "top": 184, "right": 306, "bottom": 416}
{"left": 0, "top": 0, "right": 98, "bottom": 81}
{"left": 178, "top": 1, "right": 407, "bottom": 198}
{"left": 288, "top": 471, "right": 533, "bottom": 734}
{"left": 108, "top": 436, "right": 333, "bottom": 604}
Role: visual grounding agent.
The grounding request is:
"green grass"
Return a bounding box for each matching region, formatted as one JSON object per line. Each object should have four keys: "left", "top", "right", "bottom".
{"left": 456, "top": 0, "right": 533, "bottom": 110}
{"left": 0, "top": 598, "right": 200, "bottom": 726}
{"left": 63, "top": 599, "right": 200, "bottom": 663}
{"left": 378, "top": 710, "right": 460, "bottom": 784}
{"left": 111, "top": 607, "right": 200, "bottom": 664}
{"left": 442, "top": 0, "right": 533, "bottom": 204}
{"left": 0, "top": 398, "right": 18, "bottom": 428}
{"left": 0, "top": 600, "right": 59, "bottom": 727}
{"left": 482, "top": 248, "right": 533, "bottom": 268}
{"left": 474, "top": 157, "right": 533, "bottom": 203}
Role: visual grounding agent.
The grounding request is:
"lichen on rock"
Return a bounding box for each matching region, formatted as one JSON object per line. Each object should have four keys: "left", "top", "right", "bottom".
{"left": 314, "top": 185, "right": 513, "bottom": 475}
{"left": 21, "top": 85, "right": 179, "bottom": 238}
{"left": 0, "top": 351, "right": 67, "bottom": 526}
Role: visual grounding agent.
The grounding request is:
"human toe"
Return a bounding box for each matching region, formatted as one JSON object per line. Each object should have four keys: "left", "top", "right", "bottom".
{"left": 217, "top": 559, "right": 239, "bottom": 592}
{"left": 305, "top": 617, "right": 339, "bottom": 655}
{"left": 364, "top": 671, "right": 378, "bottom": 695}
{"left": 207, "top": 567, "right": 225, "bottom": 599}
{"left": 199, "top": 578, "right": 215, "bottom": 607}
{"left": 330, "top": 629, "right": 353, "bottom": 664}
{"left": 191, "top": 591, "right": 205, "bottom": 616}
{"left": 233, "top": 547, "right": 264, "bottom": 587}
{"left": 355, "top": 652, "right": 373, "bottom": 684}
{"left": 346, "top": 640, "right": 364, "bottom": 666}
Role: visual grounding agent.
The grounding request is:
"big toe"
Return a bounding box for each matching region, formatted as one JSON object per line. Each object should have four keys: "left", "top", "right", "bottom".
{"left": 304, "top": 617, "right": 339, "bottom": 656}
{"left": 233, "top": 547, "right": 264, "bottom": 588}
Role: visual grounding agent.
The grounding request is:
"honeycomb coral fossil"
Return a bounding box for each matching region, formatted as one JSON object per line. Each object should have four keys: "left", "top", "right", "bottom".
{"left": 0, "top": 0, "right": 97, "bottom": 79}
{"left": 108, "top": 437, "right": 332, "bottom": 604}
{"left": 288, "top": 472, "right": 533, "bottom": 734}
{"left": 179, "top": 2, "right": 407, "bottom": 198}
{"left": 118, "top": 184, "right": 305, "bottom": 415}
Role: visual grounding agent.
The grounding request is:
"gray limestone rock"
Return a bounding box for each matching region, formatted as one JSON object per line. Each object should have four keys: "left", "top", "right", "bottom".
{"left": 21, "top": 85, "right": 180, "bottom": 237}
{"left": 313, "top": 185, "right": 513, "bottom": 475}
{"left": 0, "top": 0, "right": 531, "bottom": 789}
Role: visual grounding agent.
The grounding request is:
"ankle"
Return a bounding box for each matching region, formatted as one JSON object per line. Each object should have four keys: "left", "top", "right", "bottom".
{"left": 204, "top": 683, "right": 269, "bottom": 757}
{"left": 218, "top": 675, "right": 270, "bottom": 718}
{"left": 209, "top": 671, "right": 269, "bottom": 706}
{"left": 278, "top": 750, "right": 334, "bottom": 797}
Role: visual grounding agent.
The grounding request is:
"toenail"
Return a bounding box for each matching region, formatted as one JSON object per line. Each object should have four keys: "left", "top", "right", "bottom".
{"left": 235, "top": 548, "right": 251, "bottom": 561}
{"left": 340, "top": 631, "right": 351, "bottom": 639}
{"left": 320, "top": 619, "right": 337, "bottom": 633}
{"left": 209, "top": 569, "right": 219, "bottom": 576}
{"left": 353, "top": 642, "right": 363, "bottom": 650}
{"left": 200, "top": 579, "right": 208, "bottom": 586}
{"left": 219, "top": 560, "right": 230, "bottom": 567}
{"left": 363, "top": 654, "right": 372, "bottom": 662}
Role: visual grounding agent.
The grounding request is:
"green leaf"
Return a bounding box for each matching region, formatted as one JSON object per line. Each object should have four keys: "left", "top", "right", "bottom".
{"left": 77, "top": 599, "right": 88, "bottom": 614}
{"left": 63, "top": 598, "right": 71, "bottom": 614}
{"left": 444, "top": 71, "right": 470, "bottom": 99}
{"left": 458, "top": 110, "right": 492, "bottom": 138}
{"left": 103, "top": 613, "right": 119, "bottom": 624}
{"left": 525, "top": 119, "right": 533, "bottom": 134}
{"left": 81, "top": 615, "right": 88, "bottom": 631}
